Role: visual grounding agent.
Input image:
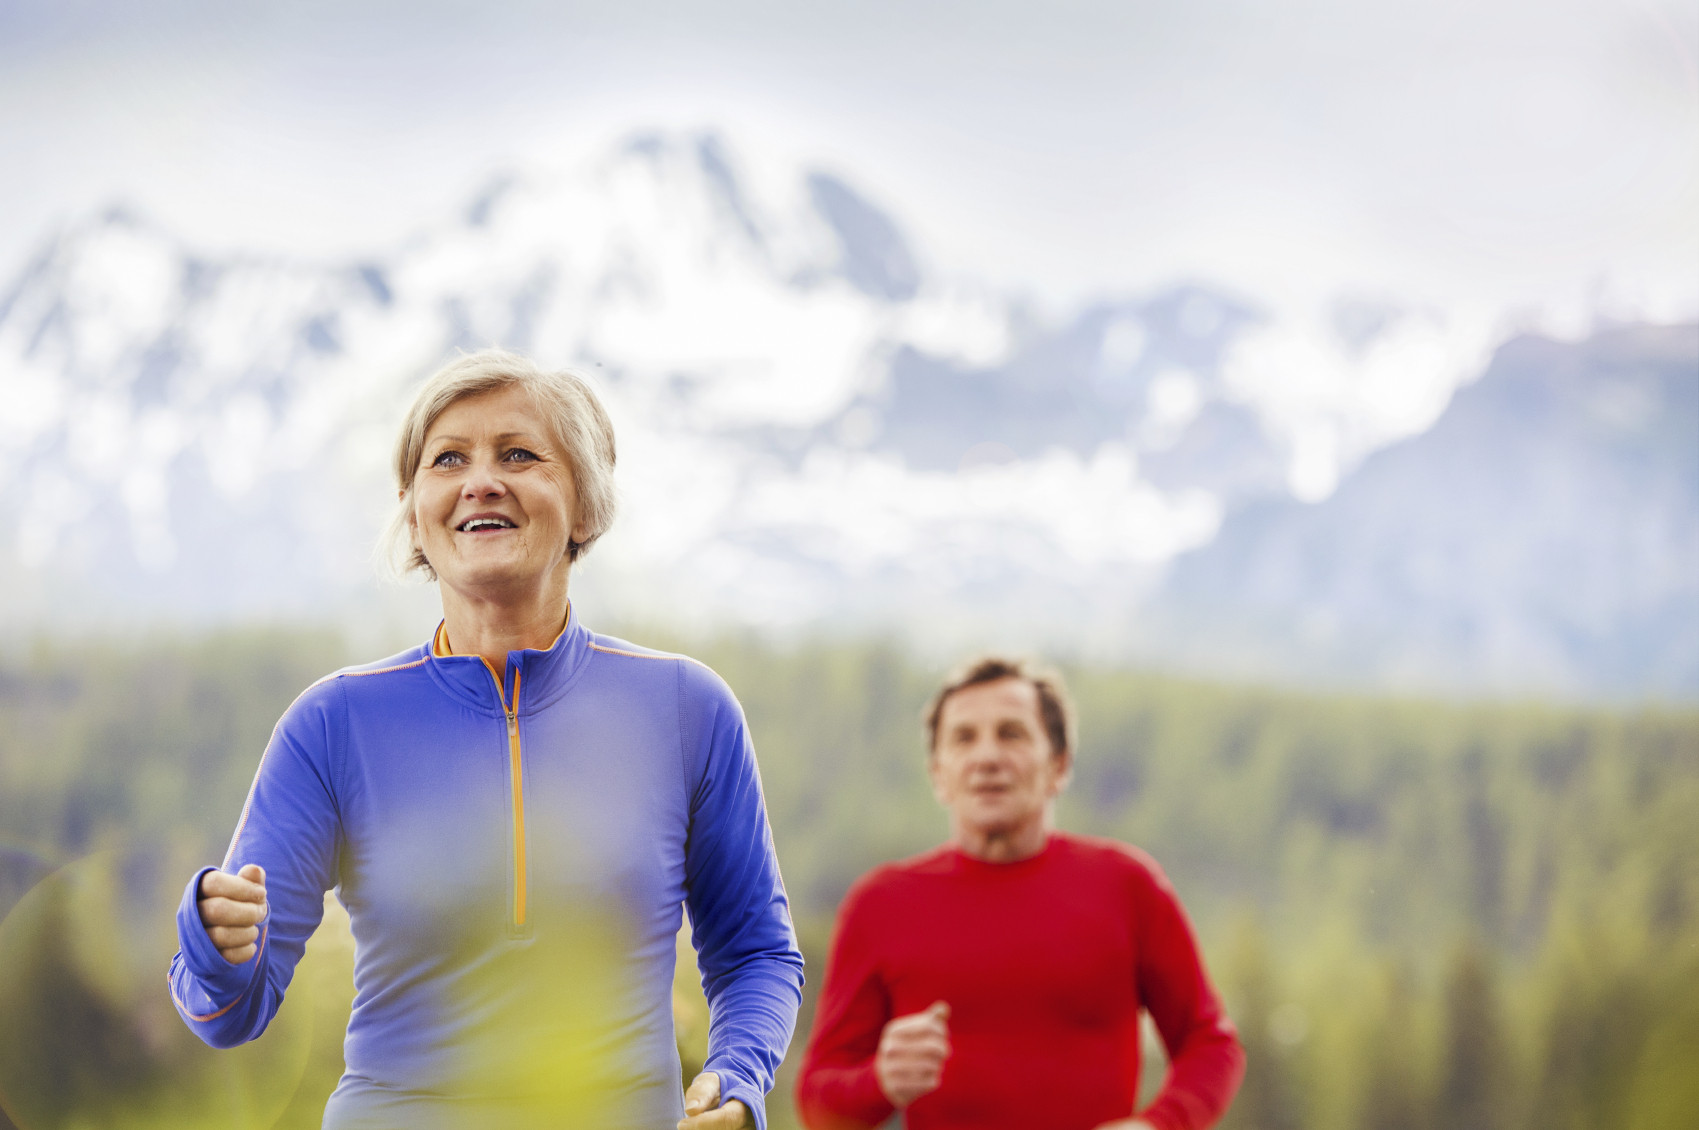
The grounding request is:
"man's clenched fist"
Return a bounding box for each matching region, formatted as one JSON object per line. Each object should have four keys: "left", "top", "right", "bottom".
{"left": 197, "top": 863, "right": 268, "bottom": 964}
{"left": 875, "top": 1000, "right": 951, "bottom": 1108}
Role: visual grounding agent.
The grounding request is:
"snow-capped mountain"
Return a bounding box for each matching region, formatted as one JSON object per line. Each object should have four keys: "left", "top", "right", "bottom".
{"left": 0, "top": 134, "right": 1250, "bottom": 622}
{"left": 1157, "top": 323, "right": 1699, "bottom": 697}
{"left": 1, "top": 130, "right": 1690, "bottom": 696}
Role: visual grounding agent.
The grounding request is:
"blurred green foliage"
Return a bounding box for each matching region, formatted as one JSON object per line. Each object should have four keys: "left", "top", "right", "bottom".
{"left": 0, "top": 851, "right": 313, "bottom": 1130}
{"left": 0, "top": 629, "right": 1694, "bottom": 1129}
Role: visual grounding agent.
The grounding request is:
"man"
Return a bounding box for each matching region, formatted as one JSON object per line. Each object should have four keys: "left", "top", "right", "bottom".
{"left": 795, "top": 658, "right": 1244, "bottom": 1129}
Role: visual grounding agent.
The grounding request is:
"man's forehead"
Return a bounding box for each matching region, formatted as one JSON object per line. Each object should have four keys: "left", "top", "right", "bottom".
{"left": 941, "top": 677, "right": 1042, "bottom": 723}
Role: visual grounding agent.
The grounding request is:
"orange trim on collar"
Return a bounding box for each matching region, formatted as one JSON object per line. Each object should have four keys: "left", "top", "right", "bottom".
{"left": 430, "top": 602, "right": 571, "bottom": 660}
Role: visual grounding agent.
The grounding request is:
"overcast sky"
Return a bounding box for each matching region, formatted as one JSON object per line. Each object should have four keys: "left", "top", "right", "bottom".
{"left": 2, "top": 0, "right": 1695, "bottom": 326}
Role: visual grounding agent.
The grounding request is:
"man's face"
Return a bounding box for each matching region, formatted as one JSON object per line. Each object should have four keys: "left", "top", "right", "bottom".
{"left": 928, "top": 677, "right": 1071, "bottom": 844}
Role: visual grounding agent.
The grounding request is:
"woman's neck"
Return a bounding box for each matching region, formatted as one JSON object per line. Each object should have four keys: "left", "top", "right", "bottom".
{"left": 438, "top": 575, "right": 571, "bottom": 669}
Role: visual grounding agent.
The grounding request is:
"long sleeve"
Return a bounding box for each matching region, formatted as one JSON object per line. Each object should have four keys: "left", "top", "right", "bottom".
{"left": 794, "top": 878, "right": 897, "bottom": 1130}
{"left": 680, "top": 662, "right": 806, "bottom": 1130}
{"left": 1133, "top": 861, "right": 1246, "bottom": 1130}
{"left": 168, "top": 680, "right": 342, "bottom": 1048}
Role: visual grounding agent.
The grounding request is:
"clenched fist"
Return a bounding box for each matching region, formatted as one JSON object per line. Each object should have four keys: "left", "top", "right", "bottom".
{"left": 197, "top": 863, "right": 268, "bottom": 964}
{"left": 875, "top": 1000, "right": 951, "bottom": 1108}
{"left": 677, "top": 1071, "right": 754, "bottom": 1129}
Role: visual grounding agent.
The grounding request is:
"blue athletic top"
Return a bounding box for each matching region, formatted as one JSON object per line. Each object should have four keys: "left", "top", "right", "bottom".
{"left": 168, "top": 607, "right": 804, "bottom": 1129}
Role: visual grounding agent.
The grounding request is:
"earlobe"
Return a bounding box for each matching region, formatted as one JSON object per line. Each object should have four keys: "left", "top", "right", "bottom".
{"left": 1051, "top": 753, "right": 1074, "bottom": 795}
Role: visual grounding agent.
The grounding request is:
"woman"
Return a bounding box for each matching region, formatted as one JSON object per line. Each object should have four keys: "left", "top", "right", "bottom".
{"left": 168, "top": 349, "right": 803, "bottom": 1130}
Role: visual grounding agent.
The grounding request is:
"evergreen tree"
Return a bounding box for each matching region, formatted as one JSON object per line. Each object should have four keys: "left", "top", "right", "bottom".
{"left": 1355, "top": 967, "right": 1428, "bottom": 1130}
{"left": 1216, "top": 914, "right": 1302, "bottom": 1130}
{"left": 1435, "top": 939, "right": 1512, "bottom": 1130}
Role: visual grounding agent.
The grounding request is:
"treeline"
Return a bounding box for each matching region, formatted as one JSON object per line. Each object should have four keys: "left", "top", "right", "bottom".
{"left": 0, "top": 629, "right": 1694, "bottom": 1129}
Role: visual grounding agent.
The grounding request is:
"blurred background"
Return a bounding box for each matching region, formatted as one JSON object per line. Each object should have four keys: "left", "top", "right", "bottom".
{"left": 0, "top": 1, "right": 1695, "bottom": 1127}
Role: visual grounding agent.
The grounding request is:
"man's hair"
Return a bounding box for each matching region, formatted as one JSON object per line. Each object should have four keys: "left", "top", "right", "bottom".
{"left": 923, "top": 656, "right": 1075, "bottom": 759}
{"left": 380, "top": 348, "right": 618, "bottom": 580}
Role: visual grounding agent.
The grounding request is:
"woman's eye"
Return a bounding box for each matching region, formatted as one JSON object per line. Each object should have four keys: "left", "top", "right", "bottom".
{"left": 431, "top": 450, "right": 466, "bottom": 468}
{"left": 503, "top": 448, "right": 539, "bottom": 463}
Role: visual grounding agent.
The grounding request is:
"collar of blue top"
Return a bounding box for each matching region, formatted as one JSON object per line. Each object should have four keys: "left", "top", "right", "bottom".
{"left": 423, "top": 603, "right": 596, "bottom": 716}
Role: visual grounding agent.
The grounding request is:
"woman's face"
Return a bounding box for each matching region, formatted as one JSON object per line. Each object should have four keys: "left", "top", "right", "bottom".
{"left": 410, "top": 385, "right": 586, "bottom": 602}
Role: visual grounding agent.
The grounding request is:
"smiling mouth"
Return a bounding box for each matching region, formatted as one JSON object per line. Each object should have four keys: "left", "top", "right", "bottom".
{"left": 457, "top": 517, "right": 517, "bottom": 532}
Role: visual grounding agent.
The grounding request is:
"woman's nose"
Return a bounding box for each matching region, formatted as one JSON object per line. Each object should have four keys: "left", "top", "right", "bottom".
{"left": 461, "top": 459, "right": 508, "bottom": 499}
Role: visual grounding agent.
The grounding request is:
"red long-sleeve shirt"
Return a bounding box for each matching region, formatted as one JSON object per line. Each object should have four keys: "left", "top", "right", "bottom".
{"left": 795, "top": 833, "right": 1244, "bottom": 1130}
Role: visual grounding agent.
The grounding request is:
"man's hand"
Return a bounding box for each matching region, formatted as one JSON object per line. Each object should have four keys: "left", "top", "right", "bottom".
{"left": 678, "top": 1072, "right": 754, "bottom": 1129}
{"left": 197, "top": 864, "right": 268, "bottom": 964}
{"left": 875, "top": 1000, "right": 951, "bottom": 1108}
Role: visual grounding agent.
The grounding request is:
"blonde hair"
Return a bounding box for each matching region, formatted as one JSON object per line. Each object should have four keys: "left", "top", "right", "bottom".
{"left": 381, "top": 349, "right": 617, "bottom": 579}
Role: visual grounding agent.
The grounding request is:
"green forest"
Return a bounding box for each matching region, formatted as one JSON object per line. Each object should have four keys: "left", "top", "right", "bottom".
{"left": 0, "top": 628, "right": 1694, "bottom": 1129}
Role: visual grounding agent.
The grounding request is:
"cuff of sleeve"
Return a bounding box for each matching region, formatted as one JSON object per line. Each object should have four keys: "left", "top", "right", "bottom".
{"left": 851, "top": 1062, "right": 896, "bottom": 1126}
{"left": 1139, "top": 1111, "right": 1177, "bottom": 1130}
{"left": 175, "top": 866, "right": 266, "bottom": 1001}
{"left": 1139, "top": 1098, "right": 1196, "bottom": 1130}
{"left": 800, "top": 1062, "right": 895, "bottom": 1129}
{"left": 712, "top": 1071, "right": 767, "bottom": 1130}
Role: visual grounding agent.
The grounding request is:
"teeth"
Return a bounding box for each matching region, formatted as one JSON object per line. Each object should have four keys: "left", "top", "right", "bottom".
{"left": 460, "top": 518, "right": 514, "bottom": 532}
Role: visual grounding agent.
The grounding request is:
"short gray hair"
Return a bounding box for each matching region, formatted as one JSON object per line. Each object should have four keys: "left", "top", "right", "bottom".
{"left": 923, "top": 655, "right": 1075, "bottom": 759}
{"left": 381, "top": 349, "right": 617, "bottom": 579}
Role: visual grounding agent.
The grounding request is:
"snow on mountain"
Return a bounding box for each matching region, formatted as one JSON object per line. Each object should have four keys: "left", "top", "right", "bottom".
{"left": 0, "top": 133, "right": 1269, "bottom": 631}
{"left": 1157, "top": 323, "right": 1699, "bottom": 696}
{"left": 4, "top": 129, "right": 1679, "bottom": 697}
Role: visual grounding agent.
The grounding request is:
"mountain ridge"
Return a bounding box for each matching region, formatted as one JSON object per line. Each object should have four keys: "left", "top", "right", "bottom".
{"left": 1155, "top": 323, "right": 1699, "bottom": 696}
{"left": 0, "top": 130, "right": 1691, "bottom": 697}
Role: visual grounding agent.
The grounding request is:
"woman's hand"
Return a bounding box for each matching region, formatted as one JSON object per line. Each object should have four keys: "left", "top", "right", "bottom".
{"left": 196, "top": 864, "right": 268, "bottom": 964}
{"left": 677, "top": 1072, "right": 755, "bottom": 1129}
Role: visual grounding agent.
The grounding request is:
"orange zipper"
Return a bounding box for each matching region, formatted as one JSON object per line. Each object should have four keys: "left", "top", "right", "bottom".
{"left": 483, "top": 661, "right": 529, "bottom": 936}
